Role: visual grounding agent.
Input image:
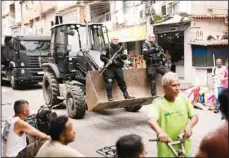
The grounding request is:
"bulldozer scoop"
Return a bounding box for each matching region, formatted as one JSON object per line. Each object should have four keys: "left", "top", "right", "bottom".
{"left": 86, "top": 68, "right": 164, "bottom": 111}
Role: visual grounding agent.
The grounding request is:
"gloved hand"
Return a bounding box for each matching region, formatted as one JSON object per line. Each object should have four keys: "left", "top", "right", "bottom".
{"left": 150, "top": 47, "right": 155, "bottom": 52}
{"left": 116, "top": 54, "right": 127, "bottom": 59}
{"left": 107, "top": 60, "right": 112, "bottom": 65}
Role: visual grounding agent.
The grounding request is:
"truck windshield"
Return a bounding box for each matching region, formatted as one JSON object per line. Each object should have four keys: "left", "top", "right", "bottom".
{"left": 20, "top": 41, "right": 50, "bottom": 51}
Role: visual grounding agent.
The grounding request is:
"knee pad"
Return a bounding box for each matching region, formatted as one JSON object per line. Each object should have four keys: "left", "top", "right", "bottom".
{"left": 107, "top": 79, "right": 114, "bottom": 85}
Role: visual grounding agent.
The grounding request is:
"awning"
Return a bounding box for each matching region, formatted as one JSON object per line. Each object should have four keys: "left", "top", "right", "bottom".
{"left": 153, "top": 15, "right": 191, "bottom": 34}
{"left": 153, "top": 15, "right": 191, "bottom": 26}
{"left": 108, "top": 25, "right": 146, "bottom": 43}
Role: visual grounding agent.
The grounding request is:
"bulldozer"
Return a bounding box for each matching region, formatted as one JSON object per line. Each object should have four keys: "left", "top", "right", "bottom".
{"left": 41, "top": 15, "right": 163, "bottom": 119}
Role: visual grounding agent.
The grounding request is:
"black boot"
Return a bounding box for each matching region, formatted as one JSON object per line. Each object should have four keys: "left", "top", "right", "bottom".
{"left": 107, "top": 90, "right": 113, "bottom": 101}
{"left": 123, "top": 92, "right": 135, "bottom": 99}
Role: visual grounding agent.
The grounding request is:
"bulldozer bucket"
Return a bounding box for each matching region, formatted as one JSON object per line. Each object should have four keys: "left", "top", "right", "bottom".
{"left": 85, "top": 68, "right": 164, "bottom": 111}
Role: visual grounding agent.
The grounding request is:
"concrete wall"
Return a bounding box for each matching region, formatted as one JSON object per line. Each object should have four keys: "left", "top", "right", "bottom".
{"left": 190, "top": 19, "right": 226, "bottom": 42}
{"left": 190, "top": 1, "right": 228, "bottom": 15}
{"left": 184, "top": 18, "right": 227, "bottom": 86}
{"left": 62, "top": 8, "right": 78, "bottom": 23}
{"left": 110, "top": 1, "right": 145, "bottom": 27}
{"left": 57, "top": 1, "right": 76, "bottom": 10}
{"left": 43, "top": 12, "right": 55, "bottom": 35}
{"left": 154, "top": 1, "right": 228, "bottom": 16}
{"left": 2, "top": 18, "right": 11, "bottom": 36}
{"left": 15, "top": 1, "right": 21, "bottom": 24}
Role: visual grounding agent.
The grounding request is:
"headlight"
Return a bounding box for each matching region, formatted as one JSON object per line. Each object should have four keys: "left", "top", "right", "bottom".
{"left": 21, "top": 62, "right": 25, "bottom": 67}
{"left": 21, "top": 69, "right": 25, "bottom": 74}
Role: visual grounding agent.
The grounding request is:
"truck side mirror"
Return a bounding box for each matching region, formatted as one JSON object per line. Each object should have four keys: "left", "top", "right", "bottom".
{"left": 67, "top": 45, "right": 72, "bottom": 52}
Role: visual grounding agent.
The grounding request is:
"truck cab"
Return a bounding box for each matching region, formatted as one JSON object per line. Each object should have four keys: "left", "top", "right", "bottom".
{"left": 1, "top": 35, "right": 51, "bottom": 89}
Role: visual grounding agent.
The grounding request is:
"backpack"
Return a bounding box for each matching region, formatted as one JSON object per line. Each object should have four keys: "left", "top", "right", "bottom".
{"left": 16, "top": 139, "right": 47, "bottom": 158}
{"left": 2, "top": 119, "right": 12, "bottom": 142}
{"left": 36, "top": 105, "right": 57, "bottom": 134}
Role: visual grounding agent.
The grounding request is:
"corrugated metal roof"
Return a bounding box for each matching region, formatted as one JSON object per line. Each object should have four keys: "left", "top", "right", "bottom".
{"left": 154, "top": 14, "right": 191, "bottom": 26}
{"left": 192, "top": 15, "right": 228, "bottom": 19}
{"left": 190, "top": 40, "right": 228, "bottom": 46}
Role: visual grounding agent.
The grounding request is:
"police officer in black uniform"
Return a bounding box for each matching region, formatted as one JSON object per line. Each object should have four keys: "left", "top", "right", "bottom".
{"left": 143, "top": 34, "right": 171, "bottom": 96}
{"left": 100, "top": 37, "right": 134, "bottom": 101}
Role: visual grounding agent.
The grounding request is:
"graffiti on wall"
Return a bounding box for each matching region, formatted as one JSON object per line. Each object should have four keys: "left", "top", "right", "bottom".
{"left": 195, "top": 30, "right": 204, "bottom": 41}
{"left": 190, "top": 29, "right": 218, "bottom": 42}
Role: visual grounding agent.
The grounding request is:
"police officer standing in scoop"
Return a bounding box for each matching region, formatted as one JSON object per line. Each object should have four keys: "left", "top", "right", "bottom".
{"left": 143, "top": 33, "right": 171, "bottom": 96}
{"left": 100, "top": 37, "right": 134, "bottom": 101}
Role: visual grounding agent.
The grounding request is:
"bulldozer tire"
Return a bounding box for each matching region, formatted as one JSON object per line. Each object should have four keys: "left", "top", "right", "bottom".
{"left": 124, "top": 105, "right": 142, "bottom": 112}
{"left": 42, "top": 72, "right": 61, "bottom": 106}
{"left": 66, "top": 86, "right": 86, "bottom": 119}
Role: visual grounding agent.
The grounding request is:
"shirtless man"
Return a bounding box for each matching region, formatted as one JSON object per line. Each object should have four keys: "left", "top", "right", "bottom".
{"left": 195, "top": 88, "right": 228, "bottom": 158}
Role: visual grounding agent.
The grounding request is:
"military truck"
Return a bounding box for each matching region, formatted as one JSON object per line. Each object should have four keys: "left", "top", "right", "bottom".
{"left": 41, "top": 15, "right": 163, "bottom": 119}
{"left": 1, "top": 35, "right": 51, "bottom": 89}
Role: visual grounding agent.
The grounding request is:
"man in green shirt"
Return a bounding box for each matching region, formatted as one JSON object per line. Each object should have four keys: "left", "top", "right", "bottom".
{"left": 148, "top": 72, "right": 199, "bottom": 157}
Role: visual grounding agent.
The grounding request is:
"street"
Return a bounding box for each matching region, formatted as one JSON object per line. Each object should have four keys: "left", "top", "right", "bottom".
{"left": 1, "top": 83, "right": 222, "bottom": 157}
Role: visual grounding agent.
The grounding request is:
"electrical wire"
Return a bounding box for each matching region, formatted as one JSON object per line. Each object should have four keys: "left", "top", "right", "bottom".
{"left": 161, "top": 35, "right": 184, "bottom": 45}
{"left": 91, "top": 1, "right": 145, "bottom": 22}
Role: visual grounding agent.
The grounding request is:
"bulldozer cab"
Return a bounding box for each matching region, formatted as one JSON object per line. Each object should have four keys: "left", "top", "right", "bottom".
{"left": 49, "top": 22, "right": 107, "bottom": 79}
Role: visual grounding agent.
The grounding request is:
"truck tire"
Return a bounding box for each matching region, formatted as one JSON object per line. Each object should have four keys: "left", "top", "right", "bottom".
{"left": 124, "top": 105, "right": 142, "bottom": 112}
{"left": 11, "top": 72, "right": 20, "bottom": 90}
{"left": 66, "top": 86, "right": 86, "bottom": 119}
{"left": 42, "top": 72, "right": 61, "bottom": 106}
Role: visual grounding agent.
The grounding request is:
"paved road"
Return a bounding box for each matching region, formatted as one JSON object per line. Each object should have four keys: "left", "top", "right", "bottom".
{"left": 1, "top": 83, "right": 222, "bottom": 157}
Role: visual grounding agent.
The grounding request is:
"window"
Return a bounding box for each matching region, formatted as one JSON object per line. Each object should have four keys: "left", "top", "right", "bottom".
{"left": 40, "top": 28, "right": 43, "bottom": 34}
{"left": 20, "top": 41, "right": 50, "bottom": 51}
{"left": 192, "top": 45, "right": 228, "bottom": 67}
{"left": 13, "top": 39, "right": 18, "bottom": 50}
{"left": 161, "top": 5, "right": 166, "bottom": 15}
{"left": 56, "top": 27, "right": 65, "bottom": 54}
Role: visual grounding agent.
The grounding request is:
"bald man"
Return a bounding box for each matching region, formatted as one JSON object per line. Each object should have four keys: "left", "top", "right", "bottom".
{"left": 212, "top": 58, "right": 226, "bottom": 113}
{"left": 100, "top": 37, "right": 134, "bottom": 101}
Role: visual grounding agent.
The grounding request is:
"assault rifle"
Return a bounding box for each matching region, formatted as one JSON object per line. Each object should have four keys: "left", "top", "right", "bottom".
{"left": 100, "top": 46, "right": 123, "bottom": 75}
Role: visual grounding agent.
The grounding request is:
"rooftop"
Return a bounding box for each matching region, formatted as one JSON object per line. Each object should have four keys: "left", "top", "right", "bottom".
{"left": 190, "top": 40, "right": 228, "bottom": 46}
{"left": 192, "top": 14, "right": 228, "bottom": 19}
